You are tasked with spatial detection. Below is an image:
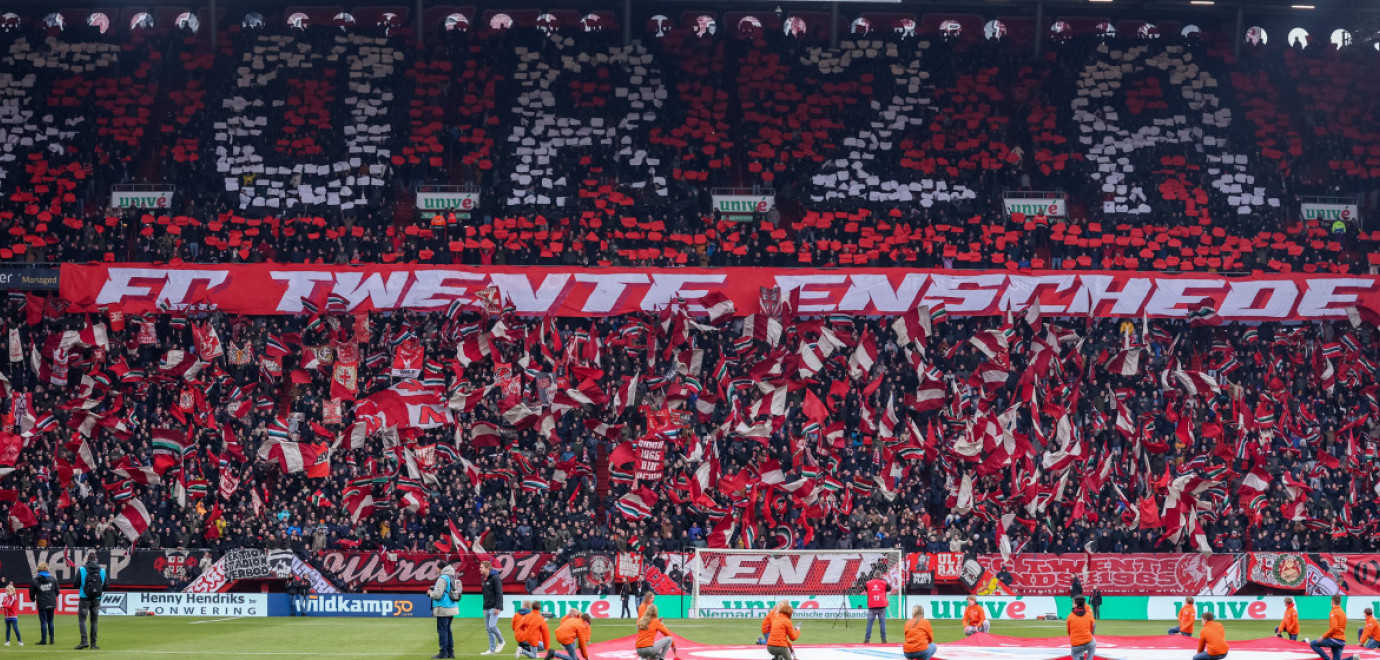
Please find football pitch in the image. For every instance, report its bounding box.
[0,617,1346,659]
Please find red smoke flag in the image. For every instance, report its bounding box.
[113,499,152,541]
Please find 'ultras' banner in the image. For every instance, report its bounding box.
[314,551,559,592]
[59,264,1380,320]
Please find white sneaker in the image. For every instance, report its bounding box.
[515,648,522,658]
[496,642,506,654]
[4,641,9,646]
[16,642,21,647]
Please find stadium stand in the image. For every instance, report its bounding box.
[0,7,1377,596]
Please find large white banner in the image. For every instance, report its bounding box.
[111,188,175,210]
[1301,202,1360,223]
[1003,197,1066,218]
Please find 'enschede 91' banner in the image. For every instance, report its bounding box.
[59,264,1380,320]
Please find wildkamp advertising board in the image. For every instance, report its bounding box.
[272,593,432,617]
[60,264,1380,321]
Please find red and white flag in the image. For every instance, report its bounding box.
[114,499,152,541]
[258,439,321,474]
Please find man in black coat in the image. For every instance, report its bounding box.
[479,560,504,654]
[28,562,58,645]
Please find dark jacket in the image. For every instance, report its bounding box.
[481,570,502,611]
[1069,577,1083,598]
[29,571,59,609]
[75,561,107,600]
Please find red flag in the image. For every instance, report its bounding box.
[7,501,37,531]
[1138,497,1162,529]
[0,432,24,467]
[802,389,828,423]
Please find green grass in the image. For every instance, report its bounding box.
[0,617,1332,659]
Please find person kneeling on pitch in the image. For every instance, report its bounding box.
[516,601,551,659]
[1193,611,1229,660]
[546,612,591,660]
[766,603,800,660]
[635,605,680,660]
[428,565,462,660]
[1359,607,1378,650]
[1067,596,1095,660]
[962,596,989,636]
[903,605,936,660]
[759,601,786,645]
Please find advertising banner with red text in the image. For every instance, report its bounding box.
[61,264,1380,320]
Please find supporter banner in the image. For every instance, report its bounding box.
[416,190,479,217]
[0,547,213,589]
[314,551,558,592]
[0,266,59,290]
[1003,197,1067,218]
[711,194,774,220]
[110,188,175,209]
[974,554,1240,596]
[694,594,901,619]
[1301,202,1359,223]
[183,548,338,594]
[1247,553,1309,590]
[60,265,1380,321]
[1308,553,1380,597]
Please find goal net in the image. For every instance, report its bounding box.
[690,549,905,619]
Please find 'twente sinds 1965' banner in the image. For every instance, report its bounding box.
[60,264,1380,321]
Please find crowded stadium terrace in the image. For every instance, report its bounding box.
[0,0,1377,601]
